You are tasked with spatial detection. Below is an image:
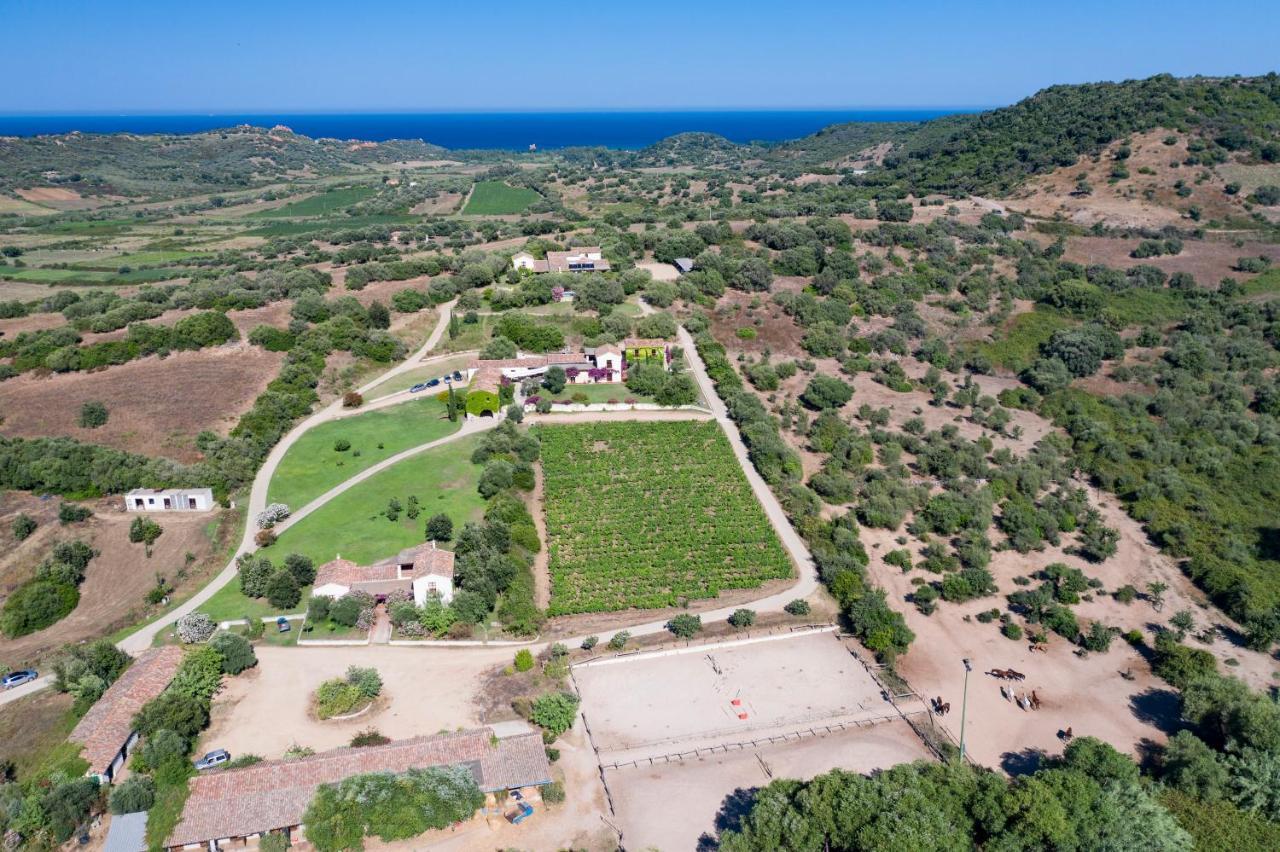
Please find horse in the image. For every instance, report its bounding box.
[939,702,951,716]
[1031,690,1042,710]
[1007,669,1026,681]
[987,668,1009,679]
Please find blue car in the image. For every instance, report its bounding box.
[276,616,291,633]
[409,382,430,394]
[2,670,37,689]
[427,377,441,388]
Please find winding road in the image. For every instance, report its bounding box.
[1,299,819,706]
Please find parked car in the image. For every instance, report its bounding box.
[409,382,430,393]
[276,616,291,633]
[194,749,231,771]
[2,670,37,689]
[427,377,441,388]
[452,371,463,381]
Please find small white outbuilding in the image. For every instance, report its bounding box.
[125,488,215,512]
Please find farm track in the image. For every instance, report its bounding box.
[0,309,818,706]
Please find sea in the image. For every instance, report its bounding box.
[0,109,972,150]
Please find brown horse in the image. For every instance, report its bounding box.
[1031,690,1042,710]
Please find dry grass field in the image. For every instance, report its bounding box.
[0,344,284,461]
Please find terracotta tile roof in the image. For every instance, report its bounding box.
[595,344,622,355]
[544,353,592,366]
[409,543,455,579]
[70,647,184,776]
[313,558,395,588]
[469,367,503,395]
[623,337,669,349]
[167,730,551,847]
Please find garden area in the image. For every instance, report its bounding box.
[264,435,487,567]
[539,421,791,614]
[266,396,460,510]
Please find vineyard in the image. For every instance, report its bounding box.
[539,421,792,615]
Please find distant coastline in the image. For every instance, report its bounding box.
[0,109,974,149]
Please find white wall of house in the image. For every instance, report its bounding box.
[597,351,622,372]
[413,574,454,606]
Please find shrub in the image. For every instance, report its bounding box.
[314,680,366,720]
[129,516,163,546]
[329,595,363,627]
[266,569,301,609]
[728,608,756,629]
[334,439,352,452]
[109,774,155,814]
[133,691,209,740]
[1002,621,1024,641]
[607,630,630,650]
[256,503,290,528]
[530,691,580,739]
[11,513,37,541]
[176,611,216,643]
[79,401,109,428]
[581,635,598,650]
[346,665,382,698]
[58,503,92,524]
[342,392,363,408]
[349,728,390,747]
[1,580,79,637]
[514,649,535,672]
[541,781,566,803]
[255,529,277,548]
[666,613,703,638]
[784,599,811,616]
[209,631,257,675]
[137,729,188,772]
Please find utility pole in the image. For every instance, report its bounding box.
[959,657,972,763]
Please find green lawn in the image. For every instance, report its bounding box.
[365,354,476,400]
[199,578,308,623]
[547,383,655,404]
[462,181,541,215]
[440,315,492,352]
[250,185,379,218]
[267,396,460,509]
[263,434,487,567]
[73,249,209,268]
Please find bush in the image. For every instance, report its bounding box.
[11,513,37,541]
[514,649,535,672]
[109,774,155,814]
[800,375,854,410]
[266,569,301,609]
[1,579,79,637]
[541,780,566,803]
[1002,621,1024,640]
[784,599,811,616]
[666,613,703,638]
[58,503,92,524]
[581,635,598,650]
[728,608,756,629]
[133,691,209,739]
[128,516,163,546]
[79,400,109,428]
[530,691,580,739]
[346,665,382,698]
[342,391,363,409]
[209,631,258,674]
[607,630,630,650]
[349,728,390,747]
[176,611,216,643]
[334,439,352,452]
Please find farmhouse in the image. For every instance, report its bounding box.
[125,488,214,512]
[166,728,552,850]
[511,246,610,274]
[312,541,455,605]
[69,647,184,784]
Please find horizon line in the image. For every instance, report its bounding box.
[0,105,993,117]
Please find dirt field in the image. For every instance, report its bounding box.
[200,644,518,759]
[573,631,905,765]
[636,260,680,282]
[0,492,232,666]
[1049,234,1280,286]
[606,720,933,852]
[866,478,1280,771]
[0,343,284,462]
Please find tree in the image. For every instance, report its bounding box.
[109,775,155,814]
[1147,581,1169,613]
[284,552,316,586]
[666,613,702,638]
[209,631,258,675]
[79,401,109,428]
[133,691,209,740]
[784,599,811,616]
[1170,609,1196,641]
[542,366,567,394]
[129,516,163,549]
[478,460,514,498]
[267,569,302,609]
[728,608,756,629]
[367,300,390,330]
[426,513,454,542]
[530,691,580,738]
[800,375,853,410]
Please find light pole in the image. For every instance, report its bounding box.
[958,658,972,763]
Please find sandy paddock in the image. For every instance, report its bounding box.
[606,719,934,851]
[573,631,902,765]
[200,644,517,760]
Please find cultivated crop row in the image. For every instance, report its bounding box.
[540,420,791,614]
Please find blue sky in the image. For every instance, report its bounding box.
[2,0,1277,112]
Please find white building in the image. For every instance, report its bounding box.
[510,246,610,274]
[125,488,215,513]
[313,542,455,606]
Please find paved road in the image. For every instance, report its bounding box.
[0,675,53,708]
[117,301,474,655]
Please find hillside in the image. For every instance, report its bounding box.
[0,125,447,198]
